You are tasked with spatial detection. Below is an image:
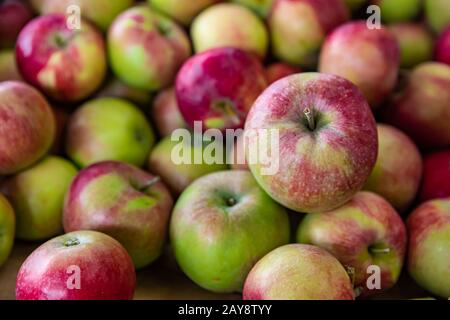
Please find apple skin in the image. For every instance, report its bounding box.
[16,230,136,300]
[66,97,155,168]
[231,0,274,17]
[171,170,290,293]
[388,23,434,68]
[243,244,354,300]
[435,26,450,66]
[149,0,219,26]
[0,81,56,175]
[407,198,450,298]
[319,21,399,108]
[1,156,78,241]
[63,161,174,269]
[30,0,133,31]
[425,0,450,34]
[151,87,187,137]
[230,133,249,171]
[269,0,349,68]
[0,194,15,268]
[371,0,421,23]
[0,50,22,81]
[176,47,267,131]
[0,0,33,49]
[191,3,268,59]
[297,192,407,298]
[382,62,450,149]
[419,151,450,202]
[148,134,228,195]
[108,5,191,92]
[364,124,423,213]
[96,77,153,108]
[245,73,378,214]
[265,63,302,84]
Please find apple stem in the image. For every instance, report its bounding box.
[140,176,161,191]
[303,108,315,131]
[370,247,391,254]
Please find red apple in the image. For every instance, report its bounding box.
[382,62,450,149]
[151,87,187,137]
[176,47,268,131]
[419,150,450,202]
[319,21,400,108]
[16,14,107,102]
[243,244,354,300]
[245,73,378,213]
[435,26,450,66]
[0,81,56,175]
[0,0,33,49]
[63,161,174,269]
[16,230,136,300]
[265,63,302,84]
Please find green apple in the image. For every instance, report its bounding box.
[66,97,155,168]
[0,193,14,267]
[231,0,274,17]
[149,0,218,26]
[373,0,421,23]
[171,170,290,293]
[425,0,450,33]
[0,50,22,81]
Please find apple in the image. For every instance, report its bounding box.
[372,0,421,23]
[170,170,290,293]
[344,0,366,11]
[231,0,274,17]
[419,150,450,202]
[151,87,187,137]
[0,194,15,267]
[66,97,155,168]
[297,191,407,297]
[16,230,136,300]
[0,50,22,81]
[0,81,56,175]
[245,73,378,213]
[63,161,174,269]
[176,47,268,131]
[436,26,450,66]
[382,62,450,149]
[243,244,354,300]
[388,23,434,68]
[191,3,268,59]
[148,133,228,195]
[16,14,106,102]
[269,0,349,68]
[364,124,422,213]
[0,0,33,49]
[229,133,249,171]
[1,156,78,241]
[319,21,399,108]
[265,63,302,84]
[108,5,191,91]
[149,0,219,26]
[425,0,450,34]
[407,198,450,298]
[49,106,70,155]
[96,77,153,108]
[30,0,133,31]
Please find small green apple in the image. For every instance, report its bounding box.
[0,193,14,267]
[374,0,421,23]
[425,0,450,33]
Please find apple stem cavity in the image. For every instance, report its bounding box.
[226,197,237,207]
[139,176,161,191]
[369,247,391,254]
[303,108,316,131]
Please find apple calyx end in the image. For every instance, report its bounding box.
[64,238,80,247]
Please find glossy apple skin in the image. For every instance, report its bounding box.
[297,192,407,297]
[319,21,399,108]
[1,156,78,241]
[0,0,33,49]
[372,0,421,23]
[31,0,133,31]
[364,124,423,213]
[171,170,290,293]
[176,47,267,131]
[425,0,450,33]
[265,63,302,84]
[148,134,228,195]
[407,198,450,298]
[191,3,269,59]
[150,0,219,26]
[245,73,378,213]
[96,77,153,108]
[66,97,155,168]
[0,81,56,175]
[435,26,450,66]
[16,14,106,102]
[0,194,15,268]
[151,87,187,137]
[382,62,450,149]
[243,244,354,300]
[16,230,136,300]
[0,50,22,81]
[63,161,174,269]
[108,5,191,91]
[269,0,349,68]
[389,23,434,68]
[419,151,450,202]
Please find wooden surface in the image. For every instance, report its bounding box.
[0,242,428,300]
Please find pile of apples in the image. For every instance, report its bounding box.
[0,0,449,300]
